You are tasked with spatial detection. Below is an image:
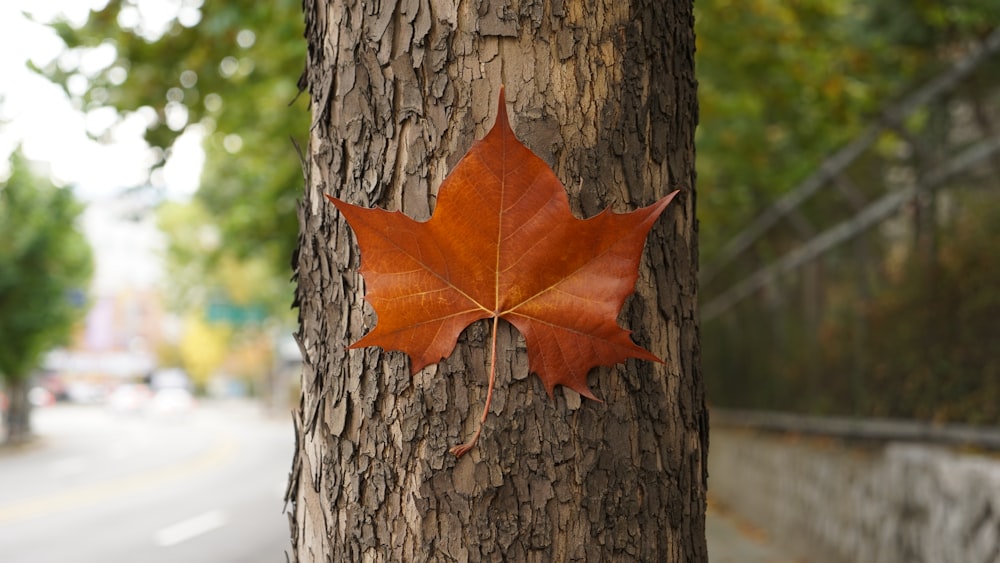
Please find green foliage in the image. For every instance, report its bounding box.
[157,198,292,319]
[698,0,1000,422]
[38,0,1000,423]
[867,0,1000,48]
[856,195,1000,424]
[696,0,888,257]
[37,0,307,310]
[694,0,997,261]
[705,192,1000,424]
[0,151,93,382]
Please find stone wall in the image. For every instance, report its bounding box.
[709,427,1000,563]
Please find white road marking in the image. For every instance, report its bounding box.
[154,509,227,547]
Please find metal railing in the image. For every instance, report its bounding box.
[711,408,1000,450]
[700,26,1000,320]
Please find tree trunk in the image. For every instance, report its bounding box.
[3,377,32,445]
[287,1,705,561]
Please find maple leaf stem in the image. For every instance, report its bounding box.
[481,314,500,424]
[450,314,500,458]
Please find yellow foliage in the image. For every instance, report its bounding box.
[223,331,274,382]
[178,314,232,387]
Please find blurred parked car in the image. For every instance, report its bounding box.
[65,383,105,404]
[107,384,152,414]
[149,368,192,392]
[149,387,196,417]
[28,387,55,407]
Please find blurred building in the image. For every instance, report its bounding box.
[44,189,172,395]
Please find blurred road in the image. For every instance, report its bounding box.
[0,401,293,563]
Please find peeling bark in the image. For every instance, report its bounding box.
[287,0,706,560]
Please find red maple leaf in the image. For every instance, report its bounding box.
[328,89,677,455]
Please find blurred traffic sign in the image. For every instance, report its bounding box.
[206,301,267,325]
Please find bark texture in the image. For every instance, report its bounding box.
[287,0,705,560]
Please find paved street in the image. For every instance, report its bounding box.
[0,401,293,563]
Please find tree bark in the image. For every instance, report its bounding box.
[287,1,705,561]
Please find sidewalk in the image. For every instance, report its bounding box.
[705,497,801,563]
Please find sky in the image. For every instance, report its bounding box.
[0,0,205,293]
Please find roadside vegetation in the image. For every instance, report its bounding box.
[29,0,1000,424]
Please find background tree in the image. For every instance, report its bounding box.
[156,199,290,394]
[694,0,916,257]
[39,0,308,316]
[0,151,93,444]
[287,0,704,560]
[696,1,1000,420]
